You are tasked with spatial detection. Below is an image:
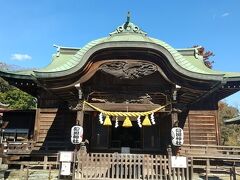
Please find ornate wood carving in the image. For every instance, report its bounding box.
[100,61,157,79]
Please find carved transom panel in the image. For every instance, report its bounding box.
[100,61,157,79]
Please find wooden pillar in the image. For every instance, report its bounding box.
[171,109,178,127]
[75,83,84,126]
[33,108,40,142]
[167,145,173,180]
[43,155,48,170]
[73,108,84,180]
[171,109,180,156]
[76,110,84,126]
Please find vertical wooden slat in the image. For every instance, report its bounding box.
[105,154,108,178]
[186,158,189,180]
[111,154,116,178]
[177,168,180,180]
[138,155,141,179]
[124,155,127,179]
[116,153,119,179]
[168,155,172,180]
[142,155,145,180]
[79,153,82,179]
[97,153,99,178]
[151,155,154,180]
[94,153,97,178]
[90,153,93,178]
[181,168,185,180]
[108,154,111,178]
[98,153,100,178]
[172,168,175,180]
[129,154,132,179]
[164,155,167,179]
[76,153,79,179]
[206,159,209,180]
[102,153,105,178]
[145,155,149,179]
[102,154,105,178]
[87,153,90,179]
[84,153,87,179]
[90,153,94,179]
[191,157,193,180]
[154,155,158,180]
[133,154,136,179]
[160,155,162,180]
[120,154,123,179]
[105,153,108,178]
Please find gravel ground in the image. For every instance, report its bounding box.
[0,167,60,180]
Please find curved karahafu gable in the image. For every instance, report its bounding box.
[33,23,226,80]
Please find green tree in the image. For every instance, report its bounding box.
[218,101,240,146]
[0,77,11,92]
[0,63,36,110]
[0,87,36,109]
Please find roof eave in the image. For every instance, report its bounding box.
[0,70,37,82]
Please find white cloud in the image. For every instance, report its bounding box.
[11,53,32,61]
[221,12,230,17]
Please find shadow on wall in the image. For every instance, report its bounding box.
[31,105,76,154]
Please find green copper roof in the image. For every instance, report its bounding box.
[34,31,234,77]
[38,50,79,72]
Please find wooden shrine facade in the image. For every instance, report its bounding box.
[1,17,240,155]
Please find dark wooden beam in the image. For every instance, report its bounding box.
[83,103,171,112]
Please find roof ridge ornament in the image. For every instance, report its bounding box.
[110,12,147,36]
[126,11,130,23]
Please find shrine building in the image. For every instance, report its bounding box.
[1,16,240,155]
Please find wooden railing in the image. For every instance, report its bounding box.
[76,153,190,180]
[4,154,59,180]
[1,149,240,179]
[2,143,240,179]
[180,144,240,179]
[180,144,240,158]
[2,141,35,155]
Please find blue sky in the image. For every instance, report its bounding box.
[0,1,240,106]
